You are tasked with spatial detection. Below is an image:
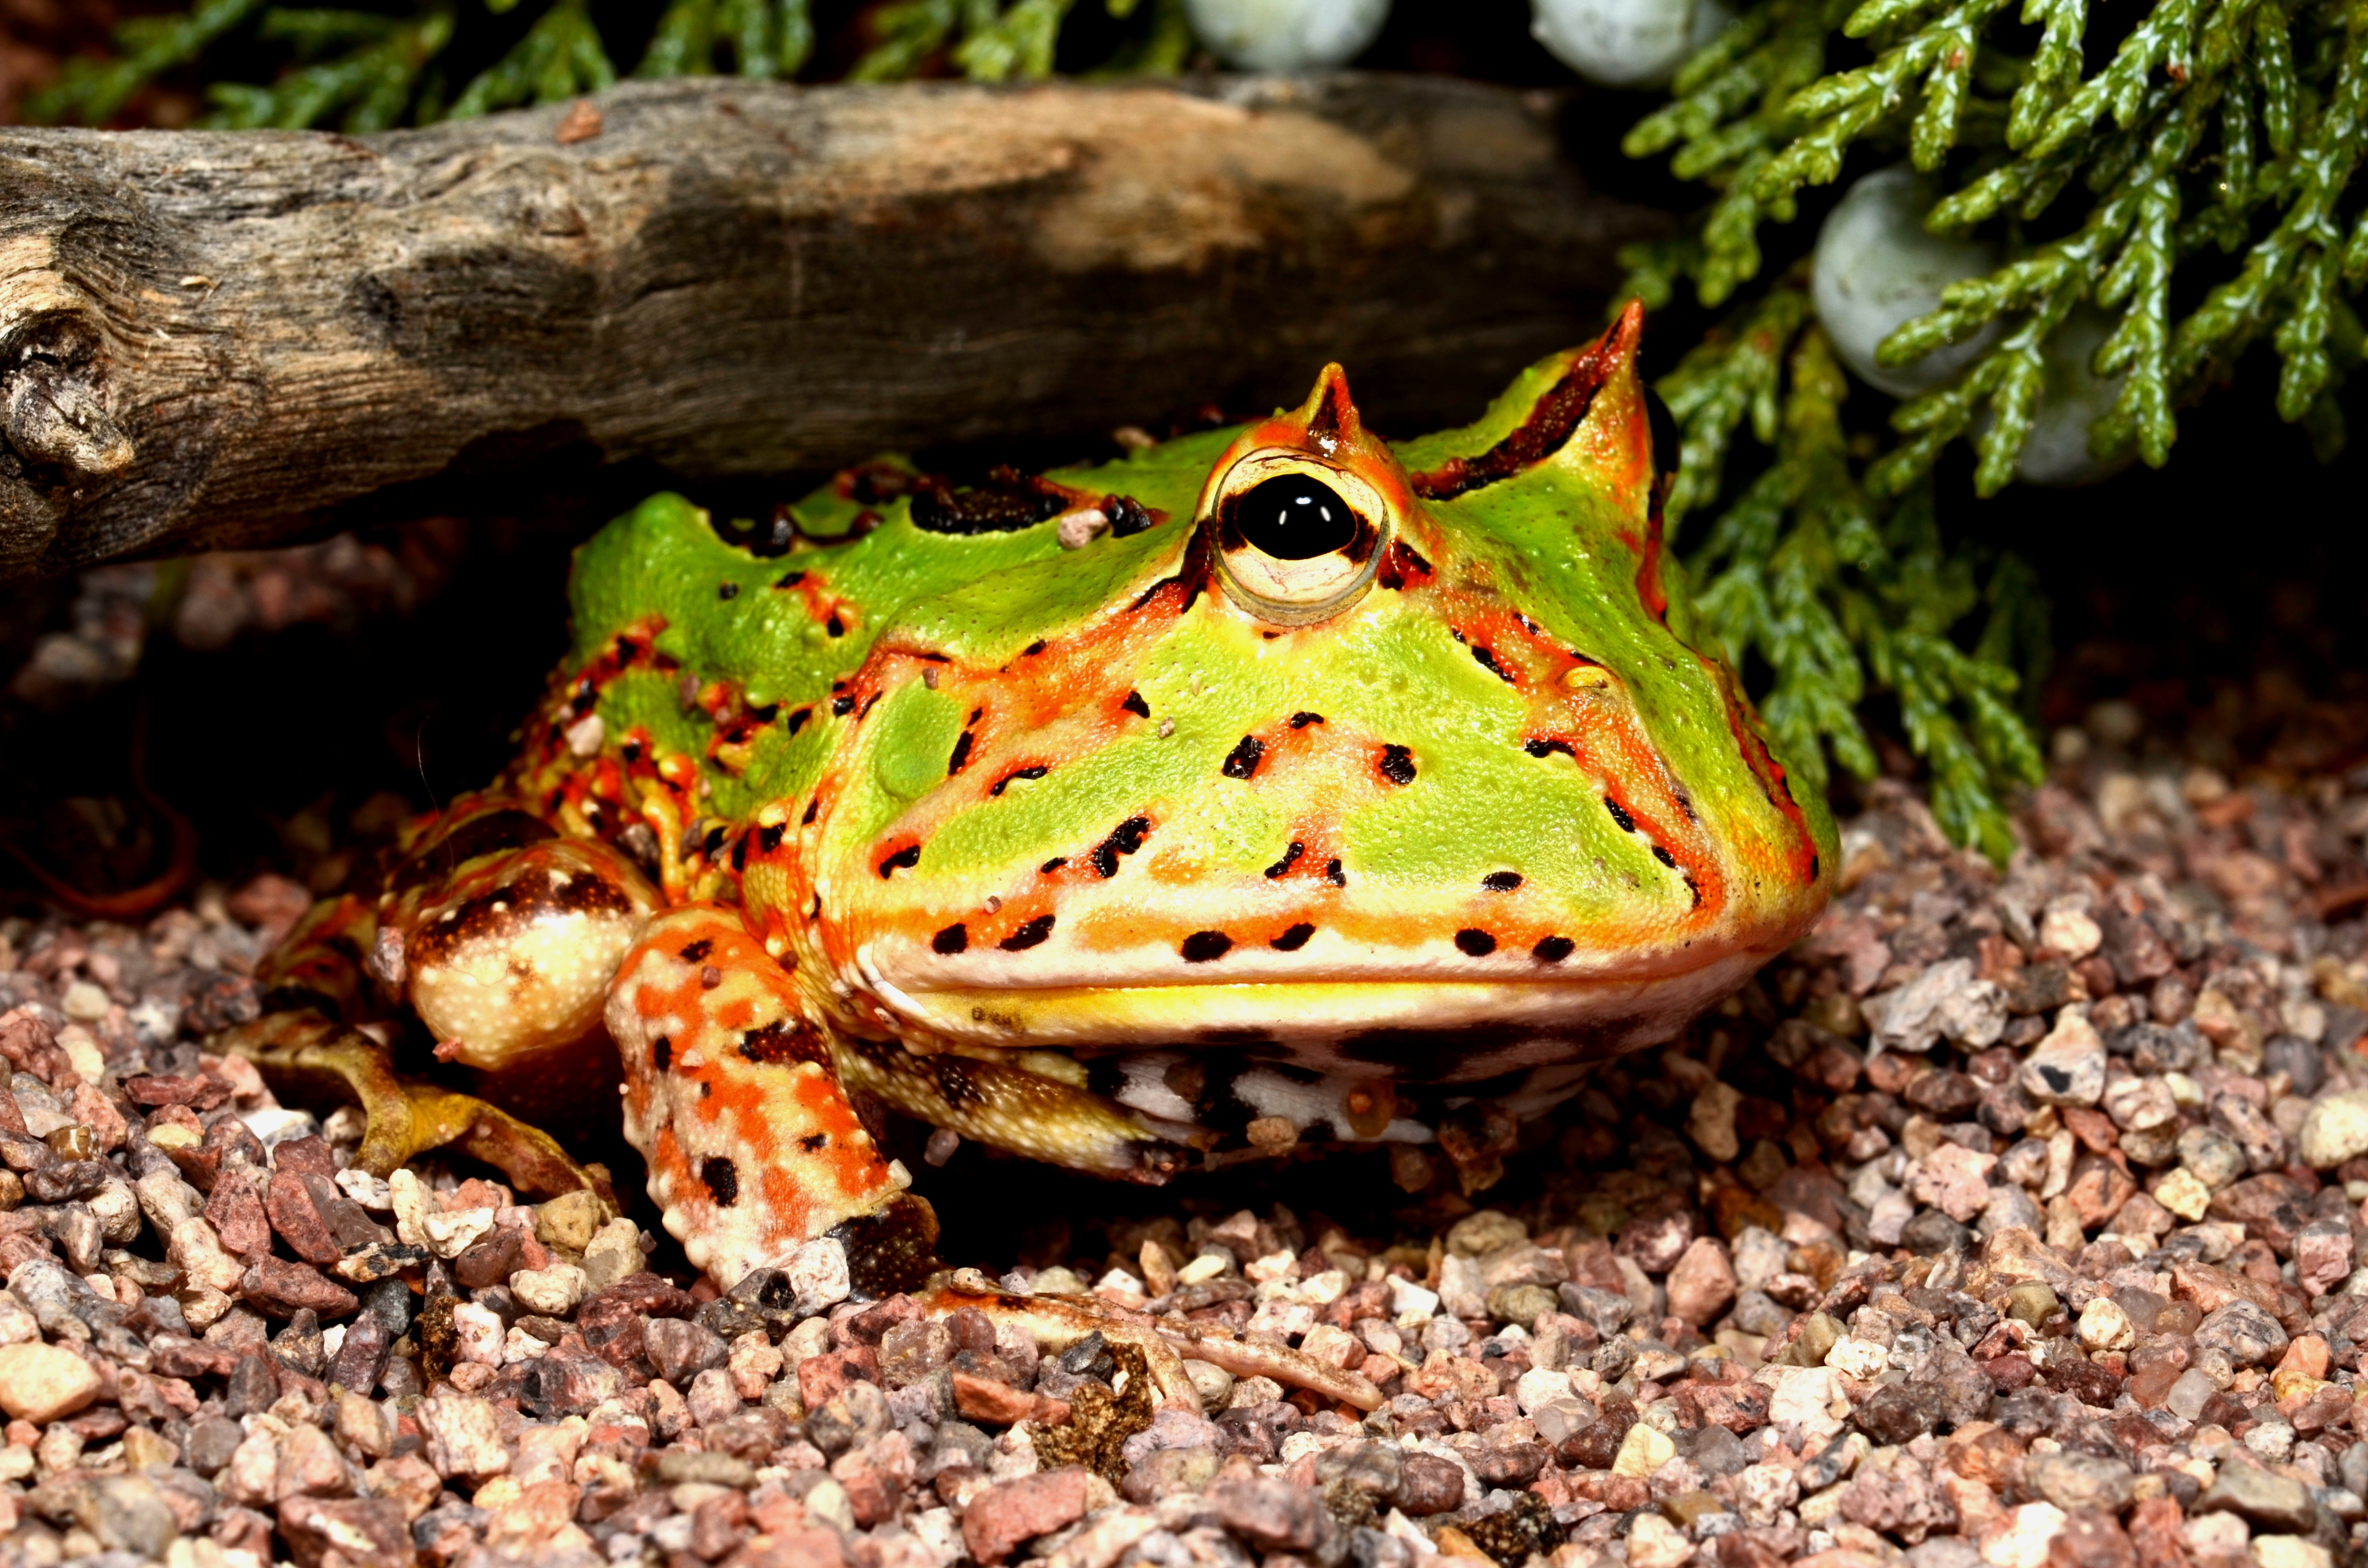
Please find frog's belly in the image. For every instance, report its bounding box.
[855,943,1768,1082]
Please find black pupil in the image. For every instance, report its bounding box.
[1234,475,1357,561]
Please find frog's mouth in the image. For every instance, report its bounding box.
[851,935,1783,1084]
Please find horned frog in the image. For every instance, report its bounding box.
[226,304,1834,1302]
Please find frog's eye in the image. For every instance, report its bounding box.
[1210,451,1387,626]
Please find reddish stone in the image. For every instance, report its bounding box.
[2060,1107,2119,1154]
[211,1507,275,1562]
[241,1257,358,1318]
[273,1135,340,1176]
[1717,1532,1793,1568]
[1397,1453,1468,1515]
[691,1491,752,1560]
[2066,1158,2138,1229]
[1616,1198,1696,1273]
[149,1334,242,1379]
[1683,1379,1772,1433]
[796,1346,878,1407]
[950,1371,1066,1427]
[2048,1508,2136,1568]
[205,1167,271,1257]
[2124,1497,2194,1568]
[2126,1361,2181,1409]
[731,1529,847,1568]
[1985,1353,2037,1390]
[265,1170,345,1265]
[962,1468,1090,1565]
[278,1496,411,1568]
[1567,1472,1651,1511]
[123,1075,230,1110]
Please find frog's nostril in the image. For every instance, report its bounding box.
[1235,474,1358,560]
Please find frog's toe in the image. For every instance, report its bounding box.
[828,1191,941,1298]
[610,903,930,1293]
[222,1010,617,1209]
[919,1273,1206,1412]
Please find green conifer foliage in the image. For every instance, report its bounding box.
[1623,0,2363,853]
[26,0,1191,132]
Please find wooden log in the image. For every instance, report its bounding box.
[0,74,1666,580]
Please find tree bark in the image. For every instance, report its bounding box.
[0,74,1666,580]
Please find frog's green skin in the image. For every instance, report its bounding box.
[264,305,1833,1291]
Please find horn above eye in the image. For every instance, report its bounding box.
[1209,450,1388,626]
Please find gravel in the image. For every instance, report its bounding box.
[4,718,2368,1568]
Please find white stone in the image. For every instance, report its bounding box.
[1627,1513,1693,1568]
[88,1175,141,1243]
[422,1205,496,1261]
[134,1169,205,1232]
[333,1168,394,1212]
[512,1263,590,1317]
[1436,1254,1486,1320]
[2039,903,2103,960]
[168,1217,244,1294]
[1824,1335,1889,1380]
[1515,1368,1574,1414]
[2189,1514,2250,1560]
[2077,1298,2136,1352]
[787,1237,851,1315]
[1184,0,1389,71]
[1763,1365,1849,1444]
[1732,1226,1788,1293]
[1737,1464,1800,1527]
[0,1342,101,1422]
[1174,1254,1228,1286]
[1531,0,1734,88]
[451,1301,506,1368]
[582,1217,644,1290]
[2166,1367,2219,1421]
[417,1390,511,1482]
[1983,1502,2067,1568]
[59,982,111,1023]
[2243,1419,2296,1463]
[2021,1011,2107,1106]
[56,1029,104,1085]
[1389,1276,1440,1324]
[1612,1421,1676,1477]
[238,1106,320,1149]
[2010,307,2129,487]
[1813,166,2001,398]
[2252,1538,2332,1568]
[2299,1089,2368,1169]
[2157,1168,2213,1221]
[388,1168,433,1251]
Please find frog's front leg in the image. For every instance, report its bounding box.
[224,798,660,1202]
[608,904,939,1297]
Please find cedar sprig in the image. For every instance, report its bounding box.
[1623,0,2368,487]
[26,0,1182,129]
[1661,283,2048,860]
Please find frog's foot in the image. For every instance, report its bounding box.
[834,1036,1193,1184]
[221,1010,617,1208]
[608,903,938,1297]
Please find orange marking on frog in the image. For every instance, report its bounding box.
[610,903,906,1279]
[766,567,862,641]
[1700,655,1822,884]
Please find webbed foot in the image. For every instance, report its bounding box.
[222,1011,617,1210]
